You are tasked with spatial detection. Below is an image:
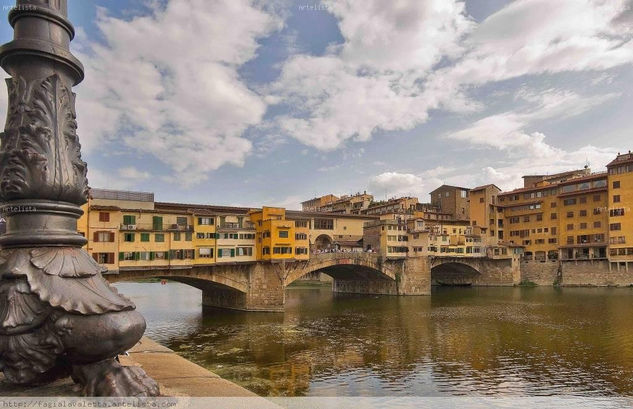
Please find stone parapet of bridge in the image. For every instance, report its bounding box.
[105,253,518,311]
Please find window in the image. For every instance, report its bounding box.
[93,252,115,264]
[93,231,114,242]
[295,233,307,240]
[564,199,577,206]
[579,197,587,204]
[548,238,557,244]
[295,247,308,255]
[567,236,574,245]
[279,230,289,238]
[593,194,601,202]
[551,227,557,235]
[461,190,467,198]
[567,212,574,218]
[479,197,484,203]
[613,181,620,189]
[580,223,587,229]
[119,252,136,261]
[155,234,165,242]
[173,232,181,241]
[236,247,253,257]
[295,220,309,228]
[610,208,625,217]
[551,202,557,208]
[579,210,587,217]
[123,215,136,225]
[218,248,235,258]
[262,247,270,255]
[314,218,334,230]
[176,216,188,226]
[197,217,214,225]
[566,224,574,231]
[198,248,214,258]
[523,216,530,222]
[152,216,163,230]
[551,213,557,220]
[138,252,151,261]
[273,246,293,254]
[185,232,192,241]
[536,214,543,221]
[99,212,110,222]
[140,233,150,242]
[594,221,601,228]
[613,195,621,203]
[124,233,135,242]
[610,223,622,231]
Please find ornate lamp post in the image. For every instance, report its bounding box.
[0,0,159,396]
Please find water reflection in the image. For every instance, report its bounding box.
[115,282,633,396]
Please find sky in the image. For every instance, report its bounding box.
[0,0,631,209]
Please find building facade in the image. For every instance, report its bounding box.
[430,185,470,220]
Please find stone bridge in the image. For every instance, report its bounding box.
[106,253,519,311]
[429,255,521,286]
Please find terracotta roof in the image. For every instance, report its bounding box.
[470,184,501,192]
[430,184,470,193]
[607,152,633,167]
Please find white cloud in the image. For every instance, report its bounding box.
[118,166,151,181]
[74,0,282,183]
[268,0,475,150]
[368,167,472,200]
[269,0,631,151]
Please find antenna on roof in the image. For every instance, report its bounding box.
[584,157,590,170]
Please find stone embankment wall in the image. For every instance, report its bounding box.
[520,261,560,286]
[520,260,633,287]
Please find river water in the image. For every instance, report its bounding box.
[114,282,633,397]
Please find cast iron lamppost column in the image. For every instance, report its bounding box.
[0,0,159,396]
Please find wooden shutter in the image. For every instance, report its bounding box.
[92,253,98,262]
[109,232,115,242]
[93,232,99,242]
[107,253,114,264]
[119,252,124,261]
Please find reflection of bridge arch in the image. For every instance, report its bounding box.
[282,253,400,287]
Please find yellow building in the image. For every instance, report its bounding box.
[607,152,633,271]
[250,207,303,262]
[468,184,501,243]
[491,167,616,263]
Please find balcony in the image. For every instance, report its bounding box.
[217,222,255,230]
[120,223,192,231]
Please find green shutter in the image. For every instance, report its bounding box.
[230,248,235,257]
[134,252,140,261]
[119,252,124,261]
[164,251,170,260]
[152,216,163,230]
[149,251,155,260]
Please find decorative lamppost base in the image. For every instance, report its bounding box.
[0,0,159,397]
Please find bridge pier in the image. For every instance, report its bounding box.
[201,263,285,312]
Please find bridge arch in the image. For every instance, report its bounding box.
[107,267,249,294]
[430,260,481,286]
[283,253,399,287]
[314,234,333,250]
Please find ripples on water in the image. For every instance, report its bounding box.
[114,282,633,397]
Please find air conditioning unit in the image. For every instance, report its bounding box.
[128,225,137,230]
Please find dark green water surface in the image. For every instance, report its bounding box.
[114,282,633,397]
